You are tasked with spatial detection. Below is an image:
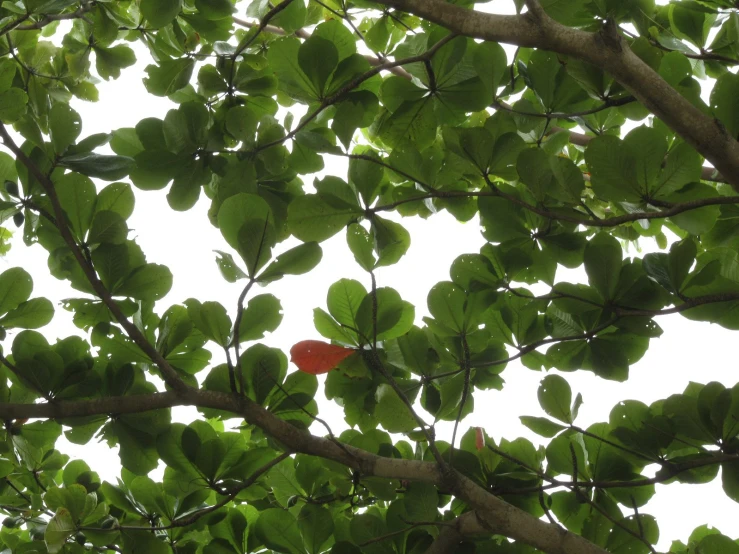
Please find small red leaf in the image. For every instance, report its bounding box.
[475,427,485,451]
[290,340,355,375]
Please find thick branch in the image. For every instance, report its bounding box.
[0,392,183,420]
[0,387,608,554]
[369,0,739,188]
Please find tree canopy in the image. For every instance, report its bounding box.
[0,0,737,553]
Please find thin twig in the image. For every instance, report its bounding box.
[250,32,457,155]
[0,125,189,394]
[81,453,290,533]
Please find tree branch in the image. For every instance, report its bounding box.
[0,386,609,554]
[368,0,739,189]
[81,452,290,533]
[0,2,94,36]
[232,18,413,78]
[0,391,183,420]
[251,32,457,154]
[0,126,189,394]
[14,2,94,31]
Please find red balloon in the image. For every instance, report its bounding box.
[290,340,355,375]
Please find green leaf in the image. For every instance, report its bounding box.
[669,3,710,48]
[0,297,54,329]
[215,251,247,283]
[584,136,641,203]
[538,374,573,423]
[195,0,234,19]
[122,530,171,554]
[235,218,276,276]
[712,71,739,139]
[584,233,622,300]
[404,482,439,522]
[226,106,258,142]
[668,183,721,235]
[313,307,358,346]
[271,0,307,33]
[288,194,362,243]
[298,35,338,98]
[605,514,659,553]
[218,193,274,276]
[268,37,318,103]
[45,484,90,521]
[524,50,559,109]
[88,210,128,245]
[49,103,81,154]
[59,152,135,181]
[0,88,28,123]
[520,416,567,437]
[723,461,739,503]
[298,504,334,554]
[238,294,283,342]
[698,533,739,554]
[375,383,417,433]
[372,216,410,267]
[55,172,96,239]
[144,58,196,97]
[346,223,375,271]
[95,44,137,80]
[140,0,182,28]
[378,98,437,151]
[95,182,135,220]
[427,281,466,334]
[110,128,144,157]
[348,147,384,206]
[643,239,696,294]
[45,508,75,554]
[185,299,232,347]
[350,514,389,554]
[254,508,305,554]
[258,242,322,283]
[116,264,173,301]
[327,279,366,329]
[0,58,15,94]
[357,287,414,341]
[0,267,32,316]
[474,41,507,99]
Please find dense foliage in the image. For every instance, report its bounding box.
[0,0,737,552]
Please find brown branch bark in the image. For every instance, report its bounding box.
[0,392,183,420]
[0,124,611,554]
[0,387,608,554]
[368,0,739,188]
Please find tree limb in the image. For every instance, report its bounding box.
[368,0,739,188]
[0,387,609,554]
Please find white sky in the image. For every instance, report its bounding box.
[1,0,736,548]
